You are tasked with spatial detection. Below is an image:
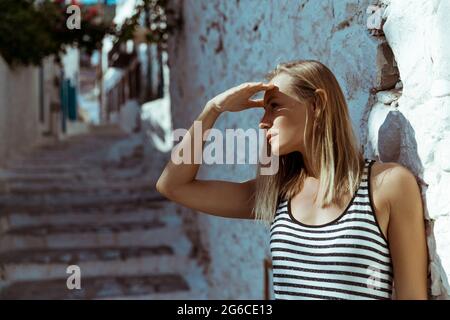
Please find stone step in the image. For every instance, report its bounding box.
[16,151,76,158]
[84,123,125,135]
[4,220,166,236]
[0,174,147,186]
[0,170,149,184]
[0,197,167,215]
[0,224,192,255]
[0,245,173,264]
[14,146,113,159]
[0,207,180,233]
[3,164,92,173]
[0,246,201,283]
[0,183,153,196]
[99,290,208,300]
[0,274,192,299]
[0,175,97,185]
[104,271,209,300]
[0,192,165,209]
[0,171,83,182]
[1,179,153,191]
[6,159,90,167]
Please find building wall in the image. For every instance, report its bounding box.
[366,0,450,298]
[166,0,393,299]
[0,47,82,166]
[0,56,41,166]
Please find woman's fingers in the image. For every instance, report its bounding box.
[244,83,276,104]
[256,82,276,91]
[247,99,265,108]
[243,82,276,92]
[243,83,276,109]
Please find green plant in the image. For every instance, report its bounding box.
[0,0,182,67]
[0,0,114,67]
[114,0,183,49]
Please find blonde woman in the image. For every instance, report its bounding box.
[156,60,428,300]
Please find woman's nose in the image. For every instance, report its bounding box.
[259,113,272,129]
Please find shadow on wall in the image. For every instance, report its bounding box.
[369,108,450,299]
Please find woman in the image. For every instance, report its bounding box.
[156,60,429,300]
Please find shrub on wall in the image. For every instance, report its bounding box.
[0,0,182,67]
[0,0,113,67]
[114,0,183,50]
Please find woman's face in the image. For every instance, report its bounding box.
[260,73,311,156]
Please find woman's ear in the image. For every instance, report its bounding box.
[315,89,327,104]
[313,89,327,116]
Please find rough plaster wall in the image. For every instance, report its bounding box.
[0,57,40,166]
[167,0,388,299]
[42,57,64,136]
[366,0,450,298]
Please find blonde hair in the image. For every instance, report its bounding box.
[252,59,365,227]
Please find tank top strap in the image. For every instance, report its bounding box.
[345,158,372,208]
[362,158,375,184]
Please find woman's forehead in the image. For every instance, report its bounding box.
[264,74,295,102]
[269,73,292,89]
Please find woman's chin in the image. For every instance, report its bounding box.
[269,142,282,156]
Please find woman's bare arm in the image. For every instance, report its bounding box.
[156,82,275,219]
[384,164,429,299]
[156,103,256,219]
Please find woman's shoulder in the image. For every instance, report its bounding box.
[370,159,421,214]
[370,160,417,187]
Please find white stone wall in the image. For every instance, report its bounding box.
[0,57,41,165]
[367,0,450,298]
[166,0,450,298]
[0,53,70,166]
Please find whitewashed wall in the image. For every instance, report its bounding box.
[166,0,450,298]
[0,49,80,166]
[0,57,41,166]
[367,0,450,298]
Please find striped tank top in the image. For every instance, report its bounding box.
[269,158,393,300]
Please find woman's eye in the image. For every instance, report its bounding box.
[271,103,279,109]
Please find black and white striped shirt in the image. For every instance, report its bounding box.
[269,158,393,300]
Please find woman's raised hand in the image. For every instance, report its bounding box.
[206,82,277,114]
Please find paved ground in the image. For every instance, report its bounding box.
[0,124,208,299]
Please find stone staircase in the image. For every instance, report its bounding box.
[0,124,208,299]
